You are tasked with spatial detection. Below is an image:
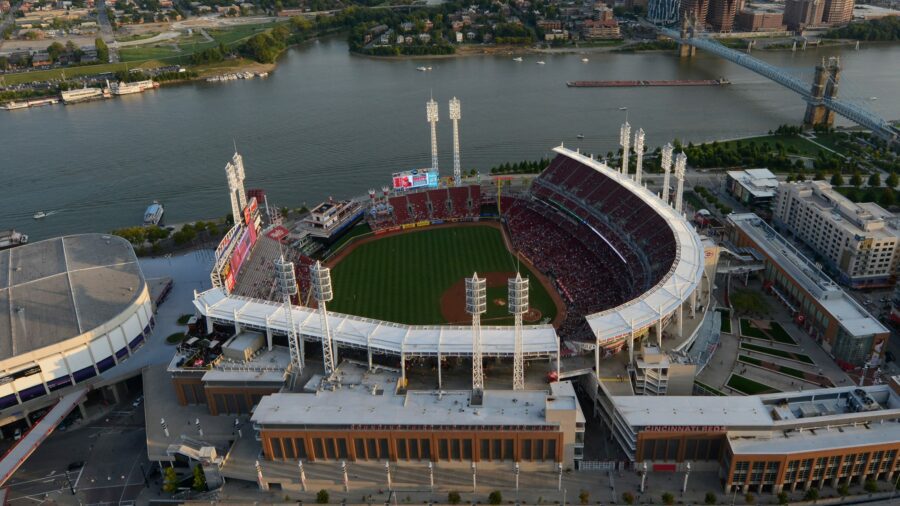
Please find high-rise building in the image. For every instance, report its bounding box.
[708,0,740,31]
[772,180,900,288]
[784,0,826,30]
[822,0,855,25]
[679,0,710,25]
[648,0,682,23]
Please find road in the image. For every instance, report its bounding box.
[95,0,119,63]
[4,397,151,505]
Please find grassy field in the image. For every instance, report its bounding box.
[727,374,780,395]
[740,342,814,364]
[719,134,826,157]
[694,380,727,396]
[328,225,557,325]
[739,319,797,345]
[716,308,732,333]
[119,45,195,62]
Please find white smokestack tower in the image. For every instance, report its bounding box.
[449,97,462,186]
[674,152,687,214]
[619,121,631,175]
[426,97,439,173]
[634,128,645,185]
[225,150,248,224]
[660,143,674,205]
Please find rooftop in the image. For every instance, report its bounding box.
[727,169,778,199]
[612,385,900,430]
[728,421,900,455]
[781,181,900,238]
[252,362,578,428]
[729,213,888,337]
[0,234,144,360]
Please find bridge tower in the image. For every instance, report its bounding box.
[804,57,841,128]
[678,13,696,58]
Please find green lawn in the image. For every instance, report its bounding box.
[209,22,279,46]
[738,355,814,382]
[720,134,826,158]
[119,45,198,62]
[739,319,797,344]
[727,374,781,395]
[740,342,815,365]
[808,132,851,154]
[731,289,770,314]
[328,225,557,325]
[716,308,732,333]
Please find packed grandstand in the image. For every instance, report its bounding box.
[203,144,703,359]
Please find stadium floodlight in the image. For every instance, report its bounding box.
[660,143,674,204]
[674,152,687,214]
[466,273,486,402]
[634,128,645,185]
[426,98,439,173]
[619,121,631,175]
[449,97,462,186]
[310,261,336,380]
[275,255,303,382]
[225,150,248,227]
[508,273,529,390]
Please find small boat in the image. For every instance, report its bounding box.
[581,58,589,63]
[536,61,546,65]
[143,201,164,226]
[33,211,46,219]
[871,97,878,101]
[426,66,433,71]
[512,57,523,62]
[576,134,585,139]
[416,66,428,71]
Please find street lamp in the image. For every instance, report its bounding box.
[195,418,203,437]
[160,418,169,438]
[428,461,434,492]
[640,462,647,493]
[471,462,477,493]
[514,462,520,499]
[558,462,563,491]
[682,462,691,495]
[385,461,392,491]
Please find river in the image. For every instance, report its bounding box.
[2,37,899,241]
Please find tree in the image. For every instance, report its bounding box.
[804,487,819,501]
[831,173,845,186]
[744,493,755,504]
[881,187,896,207]
[488,491,502,505]
[887,171,899,188]
[162,466,178,493]
[95,37,109,62]
[869,173,881,187]
[47,41,65,62]
[578,490,589,504]
[661,492,675,505]
[191,465,207,492]
[316,489,329,503]
[864,479,878,493]
[447,491,461,504]
[621,492,635,505]
[851,172,863,188]
[814,171,825,180]
[837,484,849,496]
[704,492,717,504]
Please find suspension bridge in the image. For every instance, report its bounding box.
[659,26,899,143]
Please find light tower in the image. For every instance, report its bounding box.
[634,128,645,185]
[508,273,529,390]
[660,143,674,205]
[619,121,631,175]
[275,255,303,383]
[674,152,687,214]
[449,97,462,186]
[225,150,248,224]
[426,97,439,173]
[466,273,487,404]
[310,261,336,380]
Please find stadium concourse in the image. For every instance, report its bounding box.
[192,143,707,384]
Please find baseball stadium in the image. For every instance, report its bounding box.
[192,112,705,384]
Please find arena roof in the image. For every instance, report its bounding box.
[0,234,144,360]
[548,147,705,343]
[193,290,560,358]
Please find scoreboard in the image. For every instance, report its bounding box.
[392,168,438,191]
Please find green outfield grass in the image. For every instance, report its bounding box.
[328,225,558,325]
